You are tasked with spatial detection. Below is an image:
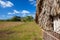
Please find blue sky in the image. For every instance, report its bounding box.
[0,0,36,19]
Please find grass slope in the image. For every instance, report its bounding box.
[0,22,42,40]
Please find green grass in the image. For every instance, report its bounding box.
[0,22,42,40]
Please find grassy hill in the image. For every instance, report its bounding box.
[0,22,42,40]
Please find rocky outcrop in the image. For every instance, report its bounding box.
[36,0,60,31]
[36,0,60,40]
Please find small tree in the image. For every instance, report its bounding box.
[21,16,34,22]
[11,16,21,21]
[26,16,34,21]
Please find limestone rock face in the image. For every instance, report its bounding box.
[36,0,60,32]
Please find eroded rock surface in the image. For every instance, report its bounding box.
[36,0,60,33]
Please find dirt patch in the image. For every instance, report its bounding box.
[0,22,24,28]
[0,22,24,38]
[0,30,15,38]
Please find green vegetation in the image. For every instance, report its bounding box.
[0,16,34,22]
[9,16,21,21]
[21,16,34,22]
[0,22,42,40]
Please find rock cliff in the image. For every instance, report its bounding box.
[36,0,60,32]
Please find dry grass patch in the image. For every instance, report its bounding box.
[0,22,42,40]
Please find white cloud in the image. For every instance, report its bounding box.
[8,10,20,15]
[8,10,30,15]
[29,0,34,2]
[8,12,12,14]
[8,10,30,17]
[13,10,20,14]
[0,0,14,8]
[21,10,30,14]
[21,10,30,17]
[29,0,36,6]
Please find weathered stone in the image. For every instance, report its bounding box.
[36,0,60,40]
[36,0,60,32]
